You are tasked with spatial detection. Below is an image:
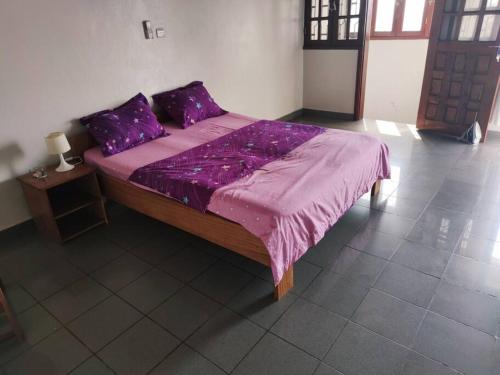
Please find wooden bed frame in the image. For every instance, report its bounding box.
[70,132,382,299]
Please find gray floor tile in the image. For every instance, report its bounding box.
[375,263,440,307]
[352,289,425,346]
[60,231,125,273]
[104,209,164,251]
[313,363,343,375]
[324,322,409,375]
[366,211,416,238]
[303,271,369,318]
[271,299,346,358]
[128,231,189,265]
[392,240,451,277]
[228,278,297,329]
[429,281,500,336]
[348,227,402,259]
[0,304,61,365]
[68,296,142,351]
[3,329,90,375]
[42,277,111,323]
[70,356,114,375]
[401,351,461,375]
[3,284,36,313]
[186,308,265,372]
[329,247,387,287]
[233,333,318,375]
[292,259,322,294]
[430,191,478,213]
[20,257,84,301]
[149,286,221,340]
[406,224,462,252]
[98,318,179,375]
[444,255,500,297]
[190,261,253,304]
[414,312,497,375]
[150,345,225,375]
[118,269,183,313]
[301,233,345,267]
[455,234,500,267]
[159,247,217,283]
[465,216,500,242]
[91,253,152,292]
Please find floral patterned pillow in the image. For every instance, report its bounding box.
[153,81,227,128]
[80,93,167,156]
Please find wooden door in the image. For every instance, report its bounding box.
[417,0,500,141]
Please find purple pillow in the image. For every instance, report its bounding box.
[80,93,167,156]
[153,81,227,128]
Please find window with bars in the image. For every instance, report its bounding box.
[304,0,367,49]
[371,0,435,39]
[440,0,500,42]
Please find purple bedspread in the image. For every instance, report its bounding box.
[128,120,325,211]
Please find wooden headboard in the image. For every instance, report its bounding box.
[68,131,96,157]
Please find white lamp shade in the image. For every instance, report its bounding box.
[45,132,71,155]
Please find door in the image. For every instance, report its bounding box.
[417,0,500,141]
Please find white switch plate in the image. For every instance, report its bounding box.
[156,27,166,38]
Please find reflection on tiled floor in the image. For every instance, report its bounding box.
[1,117,500,375]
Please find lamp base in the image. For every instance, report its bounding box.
[55,154,74,172]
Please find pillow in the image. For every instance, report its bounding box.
[80,93,167,156]
[153,81,227,128]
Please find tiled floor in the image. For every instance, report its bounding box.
[1,117,500,375]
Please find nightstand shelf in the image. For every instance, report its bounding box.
[18,164,107,243]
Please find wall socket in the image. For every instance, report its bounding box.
[142,20,154,39]
[156,27,166,38]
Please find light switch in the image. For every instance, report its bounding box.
[142,20,154,39]
[156,27,166,38]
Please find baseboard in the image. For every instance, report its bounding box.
[277,109,304,122]
[302,108,355,121]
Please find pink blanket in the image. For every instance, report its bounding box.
[85,113,390,284]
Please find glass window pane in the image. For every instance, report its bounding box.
[321,20,329,40]
[479,14,500,41]
[458,15,479,40]
[311,20,319,40]
[402,0,426,31]
[375,0,396,32]
[321,0,330,17]
[440,15,459,40]
[464,0,482,11]
[349,17,359,39]
[339,0,348,16]
[486,0,500,10]
[351,0,361,15]
[311,0,319,18]
[338,18,347,40]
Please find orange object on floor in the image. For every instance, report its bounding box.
[0,278,24,342]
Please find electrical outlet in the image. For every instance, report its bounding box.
[142,20,154,39]
[156,27,166,38]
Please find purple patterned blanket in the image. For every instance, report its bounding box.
[128,120,325,211]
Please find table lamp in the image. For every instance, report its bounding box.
[45,132,74,172]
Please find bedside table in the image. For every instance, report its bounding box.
[18,164,108,243]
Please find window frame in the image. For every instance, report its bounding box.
[371,0,435,40]
[304,0,367,50]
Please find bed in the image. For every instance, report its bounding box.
[72,112,390,299]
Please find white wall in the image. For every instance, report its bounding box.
[303,50,358,114]
[0,0,304,231]
[364,39,428,124]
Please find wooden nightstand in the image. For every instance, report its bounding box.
[18,164,108,243]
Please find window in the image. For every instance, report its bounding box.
[304,0,367,49]
[371,0,435,39]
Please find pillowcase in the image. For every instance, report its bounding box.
[80,93,167,156]
[152,81,227,128]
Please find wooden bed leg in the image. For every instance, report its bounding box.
[371,180,381,197]
[274,265,294,300]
